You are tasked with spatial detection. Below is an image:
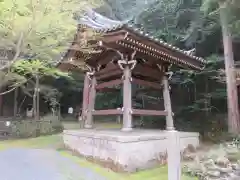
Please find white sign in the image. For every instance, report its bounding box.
[68,107,73,114]
[26,108,33,117]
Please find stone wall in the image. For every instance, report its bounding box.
[63,129,199,172]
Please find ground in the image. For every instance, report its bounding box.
[0,122,194,180]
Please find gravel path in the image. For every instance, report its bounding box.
[0,148,108,180]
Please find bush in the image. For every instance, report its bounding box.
[42,114,63,133]
[10,114,63,138]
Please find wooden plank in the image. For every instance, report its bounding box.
[132,78,161,89]
[96,69,123,81]
[96,50,117,66]
[133,64,163,80]
[92,109,123,115]
[132,109,167,116]
[96,79,123,90]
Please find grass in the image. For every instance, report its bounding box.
[0,122,196,180]
[0,134,62,150]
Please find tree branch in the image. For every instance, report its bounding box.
[0,32,23,70]
[0,86,18,95]
[0,76,32,96]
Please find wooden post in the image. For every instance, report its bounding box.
[163,76,174,130]
[122,65,132,131]
[167,130,181,180]
[117,108,121,124]
[85,76,96,129]
[80,73,90,126]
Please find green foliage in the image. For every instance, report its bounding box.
[200,0,240,38]
[0,70,27,89]
[12,59,69,78]
[0,0,101,93]
[0,0,100,62]
[10,60,70,106]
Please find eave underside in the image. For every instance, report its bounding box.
[60,26,206,83]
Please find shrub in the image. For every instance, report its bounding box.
[10,114,63,138]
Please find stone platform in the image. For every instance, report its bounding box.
[63,129,199,172]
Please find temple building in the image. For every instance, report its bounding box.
[61,9,206,172]
[59,9,206,131]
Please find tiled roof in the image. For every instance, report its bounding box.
[75,8,206,68]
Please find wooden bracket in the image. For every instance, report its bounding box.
[86,64,95,79]
[166,72,173,80]
[117,50,137,70]
[117,59,137,70]
[157,64,162,71]
[96,64,102,71]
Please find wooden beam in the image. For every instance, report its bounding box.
[95,63,119,76]
[132,78,162,89]
[92,109,123,115]
[96,79,123,90]
[132,109,167,116]
[96,69,122,81]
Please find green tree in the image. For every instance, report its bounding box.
[200,0,240,134]
[12,59,69,120]
[0,0,100,84]
[0,0,101,118]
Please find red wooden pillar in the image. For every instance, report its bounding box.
[162,75,174,130]
[80,73,90,122]
[85,76,96,128]
[122,65,133,131]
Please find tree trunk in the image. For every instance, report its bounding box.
[36,74,40,121]
[219,2,240,134]
[13,87,18,118]
[33,74,40,121]
[0,88,3,116]
[33,90,36,120]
